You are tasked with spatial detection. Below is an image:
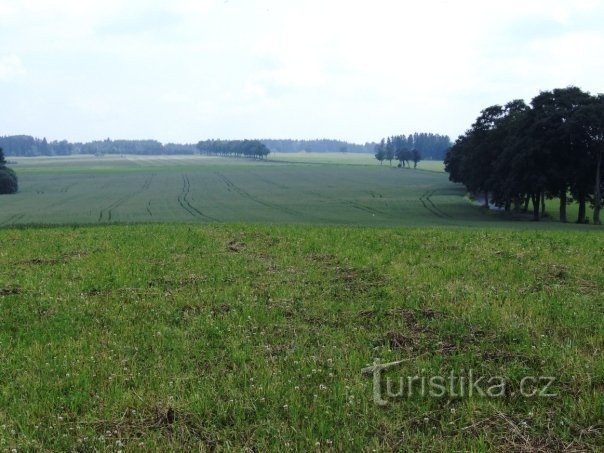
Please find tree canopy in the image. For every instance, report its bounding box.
[445,87,604,224]
[196,140,270,159]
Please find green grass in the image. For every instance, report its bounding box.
[0,154,601,450]
[0,224,601,451]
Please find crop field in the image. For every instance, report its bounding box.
[0,154,601,451]
[2,154,494,228]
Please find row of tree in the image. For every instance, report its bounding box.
[0,135,452,158]
[0,136,377,156]
[196,140,270,159]
[0,135,73,156]
[374,136,422,168]
[0,136,199,156]
[444,87,604,224]
[260,139,374,153]
[0,147,18,194]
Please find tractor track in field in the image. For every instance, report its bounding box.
[341,200,392,217]
[247,171,291,190]
[98,174,156,223]
[0,214,25,227]
[176,174,218,222]
[248,171,393,219]
[419,189,451,219]
[60,182,77,193]
[303,188,394,219]
[215,172,303,217]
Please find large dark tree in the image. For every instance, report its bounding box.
[571,95,604,224]
[445,105,506,208]
[445,87,604,223]
[529,87,594,222]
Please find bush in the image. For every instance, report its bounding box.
[0,168,18,194]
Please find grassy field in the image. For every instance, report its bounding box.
[0,153,601,451]
[0,154,592,229]
[0,154,478,228]
[0,224,601,451]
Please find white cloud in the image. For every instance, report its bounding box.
[0,55,26,80]
[0,0,603,142]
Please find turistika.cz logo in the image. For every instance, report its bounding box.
[362,360,557,406]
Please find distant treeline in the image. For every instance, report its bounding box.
[260,135,451,159]
[0,136,197,156]
[0,133,451,158]
[259,139,374,154]
[197,140,270,159]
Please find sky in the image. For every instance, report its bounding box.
[1,0,603,144]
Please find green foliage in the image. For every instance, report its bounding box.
[0,167,18,194]
[374,139,386,164]
[0,147,18,194]
[445,87,604,223]
[197,139,270,159]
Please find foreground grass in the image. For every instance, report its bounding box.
[0,224,602,451]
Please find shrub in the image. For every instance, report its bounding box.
[0,167,18,194]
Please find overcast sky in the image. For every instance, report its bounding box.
[1,0,603,144]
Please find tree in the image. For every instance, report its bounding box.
[0,147,18,194]
[572,95,604,224]
[529,87,594,222]
[374,139,386,165]
[446,105,506,209]
[385,137,395,166]
[445,87,604,224]
[411,149,421,168]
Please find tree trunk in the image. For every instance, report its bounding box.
[594,150,602,225]
[484,190,489,209]
[523,194,530,212]
[540,192,546,218]
[559,190,567,223]
[504,200,511,212]
[577,193,586,224]
[531,192,540,221]
[513,197,521,213]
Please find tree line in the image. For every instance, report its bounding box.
[260,139,374,153]
[0,135,73,156]
[374,133,451,167]
[444,87,604,224]
[0,136,199,156]
[196,140,270,159]
[0,135,452,158]
[0,136,370,156]
[0,147,18,194]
